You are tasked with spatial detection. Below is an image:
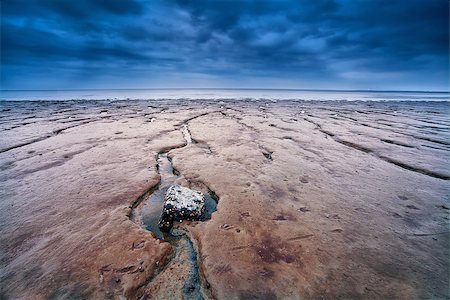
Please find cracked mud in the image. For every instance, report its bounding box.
[0,99,449,299]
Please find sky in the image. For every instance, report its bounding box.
[1,0,449,91]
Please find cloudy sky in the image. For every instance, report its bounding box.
[1,0,448,91]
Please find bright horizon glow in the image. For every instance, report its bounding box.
[1,88,449,93]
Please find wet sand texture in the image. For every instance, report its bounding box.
[0,100,449,299]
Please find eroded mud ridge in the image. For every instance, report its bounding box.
[0,99,449,299]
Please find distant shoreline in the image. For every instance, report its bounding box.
[0,89,448,102]
[1,88,449,93]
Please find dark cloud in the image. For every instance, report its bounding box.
[2,0,144,18]
[1,0,448,90]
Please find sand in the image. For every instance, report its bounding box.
[0,99,449,299]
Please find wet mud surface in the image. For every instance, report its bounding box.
[0,99,449,299]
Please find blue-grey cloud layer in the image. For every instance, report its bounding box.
[1,0,448,90]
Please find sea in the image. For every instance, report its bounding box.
[0,88,448,102]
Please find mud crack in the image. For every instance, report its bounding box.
[304,117,449,181]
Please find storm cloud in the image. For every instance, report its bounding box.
[1,0,448,90]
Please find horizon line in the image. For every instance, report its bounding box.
[1,87,449,93]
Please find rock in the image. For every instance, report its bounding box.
[158,185,206,230]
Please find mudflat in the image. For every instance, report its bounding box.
[0,99,449,299]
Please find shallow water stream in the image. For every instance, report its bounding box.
[131,123,218,298]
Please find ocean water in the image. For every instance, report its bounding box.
[0,88,448,102]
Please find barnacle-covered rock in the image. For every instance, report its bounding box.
[158,185,206,230]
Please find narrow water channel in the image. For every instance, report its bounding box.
[131,123,218,298]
